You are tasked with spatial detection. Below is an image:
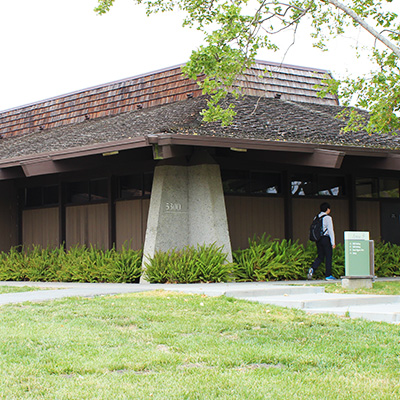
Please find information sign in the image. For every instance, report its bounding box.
[344,231,370,276]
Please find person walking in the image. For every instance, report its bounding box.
[308,202,336,281]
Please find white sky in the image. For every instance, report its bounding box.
[0,0,381,111]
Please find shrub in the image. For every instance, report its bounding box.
[0,245,142,283]
[233,235,309,281]
[0,237,398,284]
[0,247,28,281]
[144,243,232,283]
[374,242,400,277]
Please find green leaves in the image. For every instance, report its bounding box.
[233,235,311,281]
[95,0,399,134]
[144,243,233,283]
[94,0,116,15]
[0,245,142,283]
[0,239,399,283]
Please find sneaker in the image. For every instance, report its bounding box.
[325,275,336,281]
[307,268,314,280]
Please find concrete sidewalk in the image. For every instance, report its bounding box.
[0,279,399,324]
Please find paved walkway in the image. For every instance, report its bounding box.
[0,279,399,324]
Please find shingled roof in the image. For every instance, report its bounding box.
[0,93,400,166]
[1,61,399,172]
[0,60,337,139]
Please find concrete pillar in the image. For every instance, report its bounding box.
[141,151,232,282]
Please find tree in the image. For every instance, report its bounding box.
[95,0,400,133]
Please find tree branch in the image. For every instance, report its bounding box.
[326,0,400,58]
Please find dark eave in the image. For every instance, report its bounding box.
[2,133,400,180]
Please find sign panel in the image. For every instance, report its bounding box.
[344,231,370,276]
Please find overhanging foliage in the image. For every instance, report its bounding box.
[95,0,400,133]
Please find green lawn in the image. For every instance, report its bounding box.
[0,290,399,399]
[0,285,43,294]
[320,281,400,295]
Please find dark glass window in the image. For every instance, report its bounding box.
[117,173,153,199]
[317,176,346,197]
[25,187,42,207]
[90,179,108,201]
[119,175,143,199]
[250,172,281,195]
[291,174,314,196]
[222,170,281,196]
[25,185,59,208]
[222,170,249,194]
[356,178,379,198]
[68,181,89,203]
[379,179,400,198]
[67,179,108,204]
[43,185,59,205]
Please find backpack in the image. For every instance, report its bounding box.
[309,214,326,242]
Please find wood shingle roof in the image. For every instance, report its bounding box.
[0,61,337,139]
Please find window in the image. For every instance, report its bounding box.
[43,186,59,205]
[118,175,142,199]
[67,179,108,204]
[222,170,249,195]
[356,178,379,198]
[222,170,281,196]
[68,181,89,203]
[379,179,399,198]
[291,174,313,196]
[117,173,153,199]
[90,179,108,202]
[24,185,59,208]
[250,172,281,195]
[317,176,346,197]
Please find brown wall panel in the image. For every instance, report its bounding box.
[116,199,150,250]
[22,207,59,248]
[356,201,380,242]
[225,196,285,250]
[293,198,349,244]
[0,181,18,251]
[66,204,108,248]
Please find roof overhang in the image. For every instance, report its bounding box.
[0,134,399,180]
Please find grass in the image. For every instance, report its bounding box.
[0,290,399,399]
[0,285,44,294]
[319,281,400,295]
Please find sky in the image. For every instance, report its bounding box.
[0,0,380,112]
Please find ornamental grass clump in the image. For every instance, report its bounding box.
[144,243,232,283]
[232,235,308,281]
[0,245,142,283]
[374,242,400,277]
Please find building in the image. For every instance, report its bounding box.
[1,60,400,266]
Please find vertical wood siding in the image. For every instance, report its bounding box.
[0,181,18,251]
[66,204,108,248]
[115,199,150,250]
[225,196,285,250]
[356,201,380,242]
[22,208,59,248]
[293,198,349,244]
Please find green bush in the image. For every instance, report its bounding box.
[232,236,347,281]
[0,245,142,283]
[233,235,309,281]
[374,242,400,277]
[0,237,398,284]
[144,243,232,283]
